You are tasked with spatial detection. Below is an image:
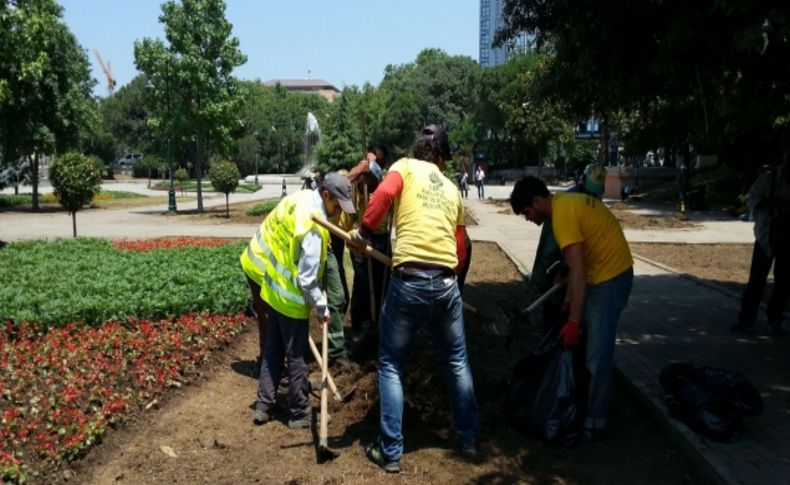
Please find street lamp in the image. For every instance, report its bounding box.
[147,61,176,213]
[164,60,176,213]
[272,125,287,198]
[280,141,287,198]
[253,130,259,186]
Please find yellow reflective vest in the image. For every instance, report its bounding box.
[240,190,329,319]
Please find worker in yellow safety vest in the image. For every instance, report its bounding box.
[240,172,356,428]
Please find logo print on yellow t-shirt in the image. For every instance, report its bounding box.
[429,171,444,189]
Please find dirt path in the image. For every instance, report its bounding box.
[58,243,707,485]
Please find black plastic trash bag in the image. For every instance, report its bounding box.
[659,363,763,443]
[507,328,588,446]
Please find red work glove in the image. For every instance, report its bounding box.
[559,320,580,349]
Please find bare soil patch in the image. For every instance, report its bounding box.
[630,243,785,312]
[59,243,708,485]
[609,204,699,230]
[486,197,699,230]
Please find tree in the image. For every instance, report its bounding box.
[208,160,239,218]
[234,81,330,176]
[134,0,246,213]
[0,0,96,210]
[370,49,480,158]
[49,153,102,237]
[174,167,188,195]
[97,75,158,159]
[498,1,790,170]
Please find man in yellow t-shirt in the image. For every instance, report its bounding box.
[509,176,633,441]
[349,124,478,472]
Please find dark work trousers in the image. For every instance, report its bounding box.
[739,241,790,326]
[256,308,310,419]
[350,232,391,334]
[246,276,271,362]
[330,234,350,307]
[326,241,348,359]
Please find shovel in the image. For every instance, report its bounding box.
[317,311,339,462]
[307,335,356,403]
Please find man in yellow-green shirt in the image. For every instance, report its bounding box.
[349,124,478,472]
[509,176,633,441]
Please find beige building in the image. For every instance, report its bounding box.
[263,79,340,102]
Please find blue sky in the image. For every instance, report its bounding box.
[59,0,480,97]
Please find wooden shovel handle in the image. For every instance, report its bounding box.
[311,215,392,267]
[311,214,478,315]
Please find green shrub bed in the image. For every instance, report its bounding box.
[0,238,248,329]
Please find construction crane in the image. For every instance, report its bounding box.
[92,49,116,96]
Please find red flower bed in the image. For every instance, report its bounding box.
[113,237,237,252]
[0,313,246,482]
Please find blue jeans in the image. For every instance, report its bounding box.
[582,267,633,430]
[378,269,479,461]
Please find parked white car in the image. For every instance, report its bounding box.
[116,153,143,167]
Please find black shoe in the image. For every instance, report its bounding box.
[769,323,786,337]
[365,442,400,473]
[730,322,754,333]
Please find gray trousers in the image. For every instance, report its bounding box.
[256,308,310,419]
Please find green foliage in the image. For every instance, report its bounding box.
[0,194,31,207]
[48,152,102,214]
[0,0,96,209]
[174,167,189,184]
[208,160,240,217]
[208,160,241,218]
[208,160,240,195]
[499,0,790,167]
[234,81,330,175]
[97,75,157,160]
[93,190,147,200]
[245,199,279,217]
[368,49,480,158]
[0,238,248,329]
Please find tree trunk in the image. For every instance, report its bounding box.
[32,153,39,212]
[225,193,229,218]
[72,211,77,238]
[195,131,204,213]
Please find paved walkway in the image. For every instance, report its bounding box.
[0,180,299,241]
[2,181,787,484]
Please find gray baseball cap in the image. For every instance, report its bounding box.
[322,172,356,214]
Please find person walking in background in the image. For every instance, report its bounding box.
[509,176,633,442]
[732,151,790,336]
[460,169,469,199]
[349,124,478,473]
[475,166,486,199]
[241,173,356,428]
